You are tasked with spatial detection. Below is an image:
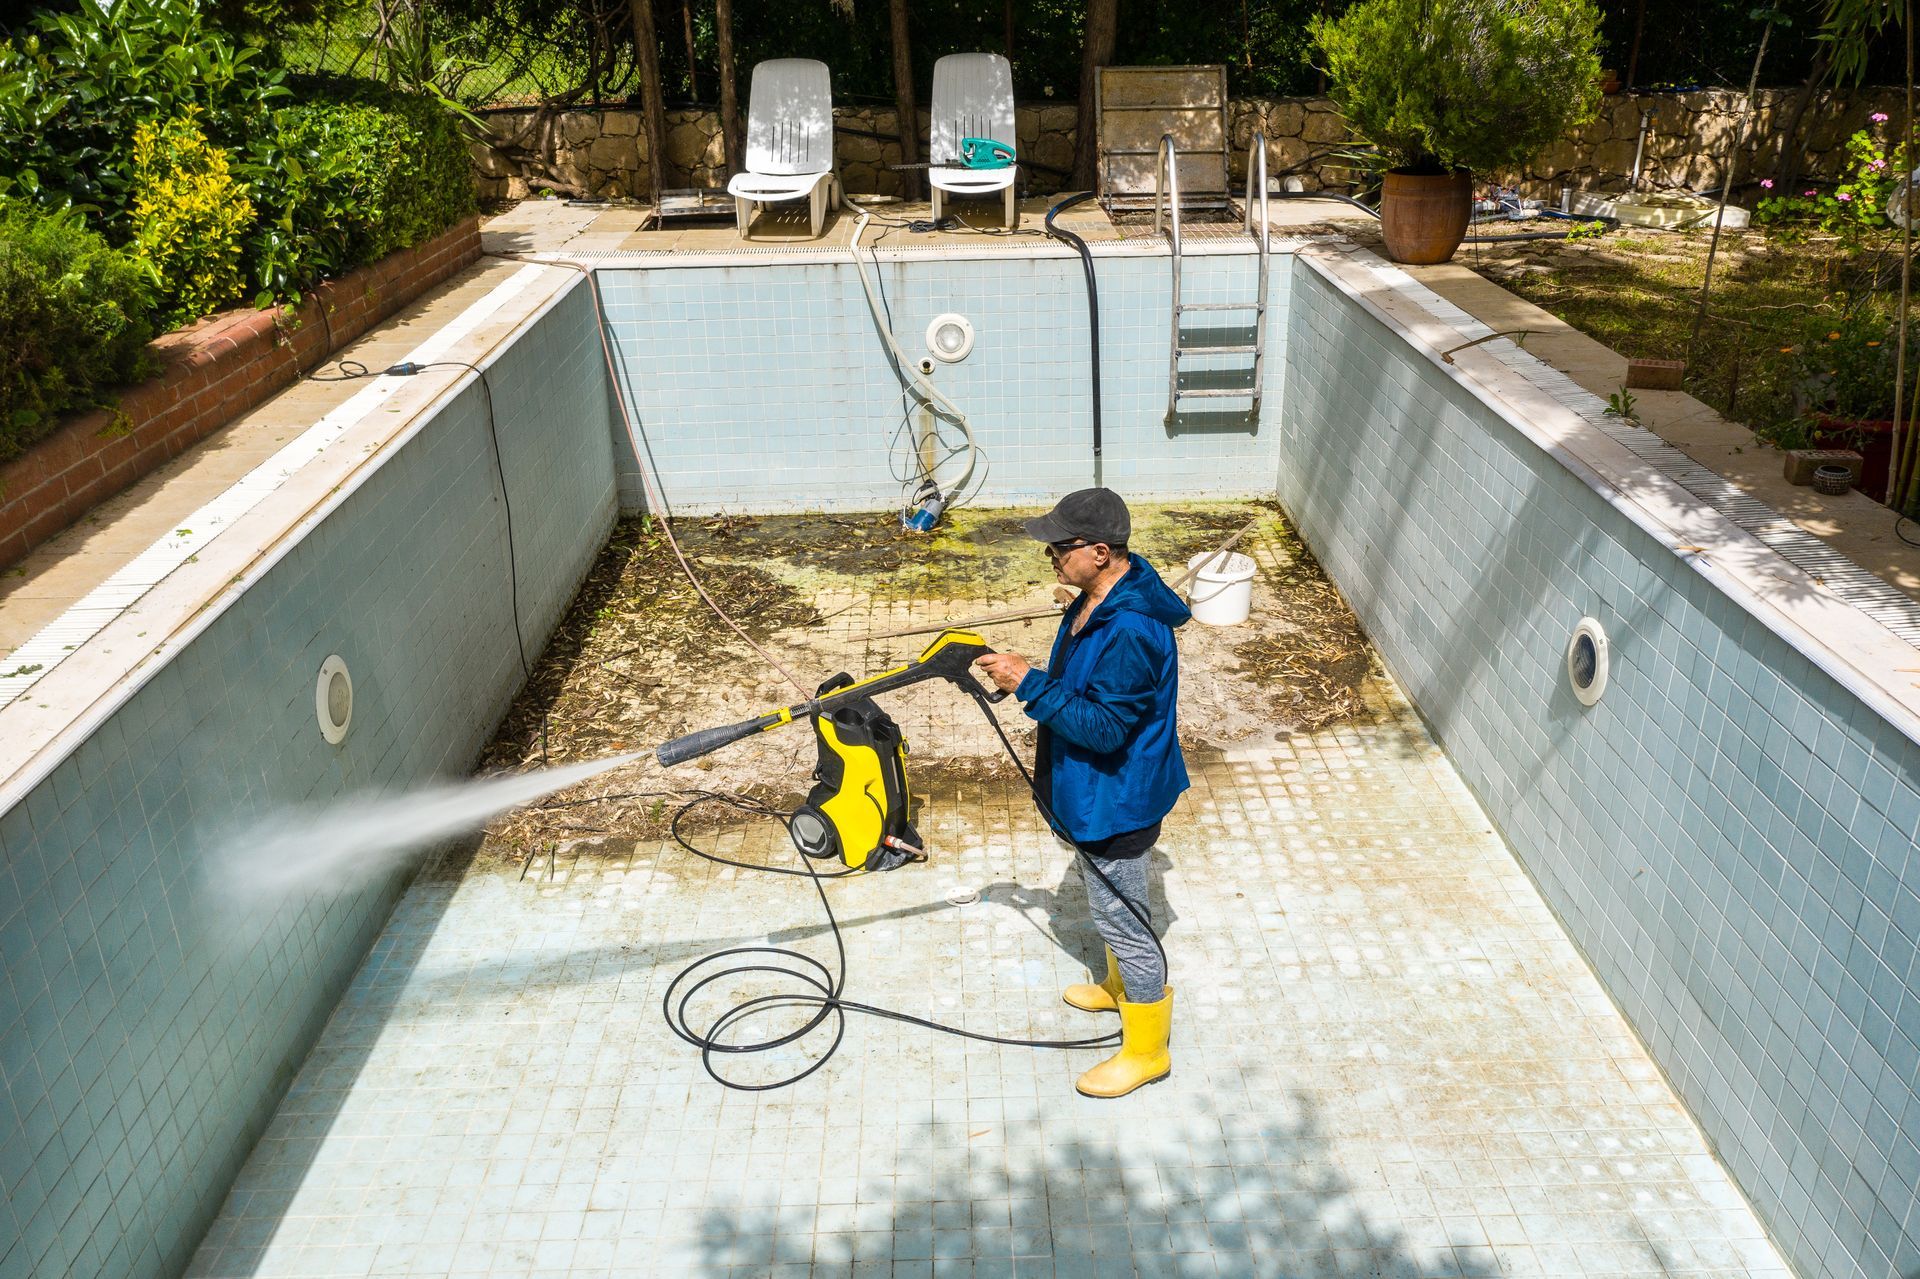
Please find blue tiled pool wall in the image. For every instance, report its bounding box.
[0,279,617,1278]
[1280,258,1920,1279]
[593,249,1288,515]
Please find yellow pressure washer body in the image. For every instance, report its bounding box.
[653,630,1007,872]
[789,674,919,872]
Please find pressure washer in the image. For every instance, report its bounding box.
[652,625,1170,1091]
[656,629,1004,872]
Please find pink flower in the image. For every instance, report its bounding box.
[1806,189,1818,196]
[1873,112,1890,123]
[1872,158,1887,169]
[1760,178,1774,188]
[1839,191,1854,201]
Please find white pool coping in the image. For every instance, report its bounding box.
[0,263,583,814]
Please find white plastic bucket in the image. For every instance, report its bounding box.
[1186,551,1255,626]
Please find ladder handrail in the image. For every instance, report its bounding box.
[1159,131,1271,422]
[1153,132,1182,255]
[1246,131,1270,415]
[1244,130,1270,245]
[1156,133,1181,421]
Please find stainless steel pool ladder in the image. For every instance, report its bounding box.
[1154,131,1272,421]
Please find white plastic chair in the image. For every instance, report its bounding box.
[928,53,1018,229]
[726,58,839,239]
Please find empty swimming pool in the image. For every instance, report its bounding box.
[2,225,1917,1279]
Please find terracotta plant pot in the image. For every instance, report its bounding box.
[1379,169,1473,265]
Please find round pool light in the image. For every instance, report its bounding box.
[926,313,975,363]
[317,655,354,744]
[1566,618,1609,706]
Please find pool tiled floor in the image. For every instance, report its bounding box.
[186,669,1790,1278]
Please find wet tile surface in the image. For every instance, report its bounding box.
[185,668,1790,1278]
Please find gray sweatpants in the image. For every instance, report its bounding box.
[1076,848,1167,1003]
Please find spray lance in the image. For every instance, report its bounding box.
[654,630,1007,872]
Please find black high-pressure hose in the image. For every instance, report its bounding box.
[661,686,1170,1092]
[1036,185,1604,472]
[1044,192,1103,461]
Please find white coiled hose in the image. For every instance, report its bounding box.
[847,206,981,505]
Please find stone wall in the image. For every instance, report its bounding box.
[475,87,1906,204]
[1493,86,1907,199]
[474,102,1081,201]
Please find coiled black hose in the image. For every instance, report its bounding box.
[662,686,1170,1092]
[1044,192,1103,461]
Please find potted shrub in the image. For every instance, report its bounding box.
[1312,0,1605,264]
[1778,311,1920,505]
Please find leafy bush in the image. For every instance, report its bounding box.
[0,0,472,319]
[0,4,477,467]
[0,198,156,463]
[241,105,368,302]
[131,111,256,329]
[1776,307,1920,425]
[0,0,285,235]
[1311,0,1604,174]
[245,84,477,300]
[302,81,477,259]
[1754,115,1909,243]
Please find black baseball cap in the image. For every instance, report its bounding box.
[1022,488,1131,547]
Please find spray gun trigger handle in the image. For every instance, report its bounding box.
[969,670,1010,704]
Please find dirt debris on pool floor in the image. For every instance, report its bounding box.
[188,508,1793,1277]
[477,500,1373,859]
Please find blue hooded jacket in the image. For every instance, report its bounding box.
[1012,554,1190,844]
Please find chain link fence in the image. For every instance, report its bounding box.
[283,1,636,108]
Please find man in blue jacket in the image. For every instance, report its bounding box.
[974,488,1190,1097]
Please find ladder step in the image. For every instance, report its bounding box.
[1177,301,1263,312]
[1174,386,1258,399]
[1176,343,1258,356]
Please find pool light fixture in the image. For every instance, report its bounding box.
[1566,618,1609,706]
[317,655,354,744]
[926,314,975,363]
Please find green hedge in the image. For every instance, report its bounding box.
[0,198,156,464]
[0,2,475,310]
[0,0,476,466]
[249,80,476,298]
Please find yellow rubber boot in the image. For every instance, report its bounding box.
[1074,986,1174,1098]
[1062,947,1124,1013]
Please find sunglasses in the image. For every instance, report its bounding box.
[1046,539,1094,558]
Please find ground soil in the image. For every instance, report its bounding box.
[1454,221,1909,440]
[475,499,1373,861]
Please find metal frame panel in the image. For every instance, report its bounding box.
[1097,65,1230,214]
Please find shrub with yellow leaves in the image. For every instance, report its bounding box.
[131,109,255,329]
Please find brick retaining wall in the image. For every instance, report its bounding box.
[0,216,483,570]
